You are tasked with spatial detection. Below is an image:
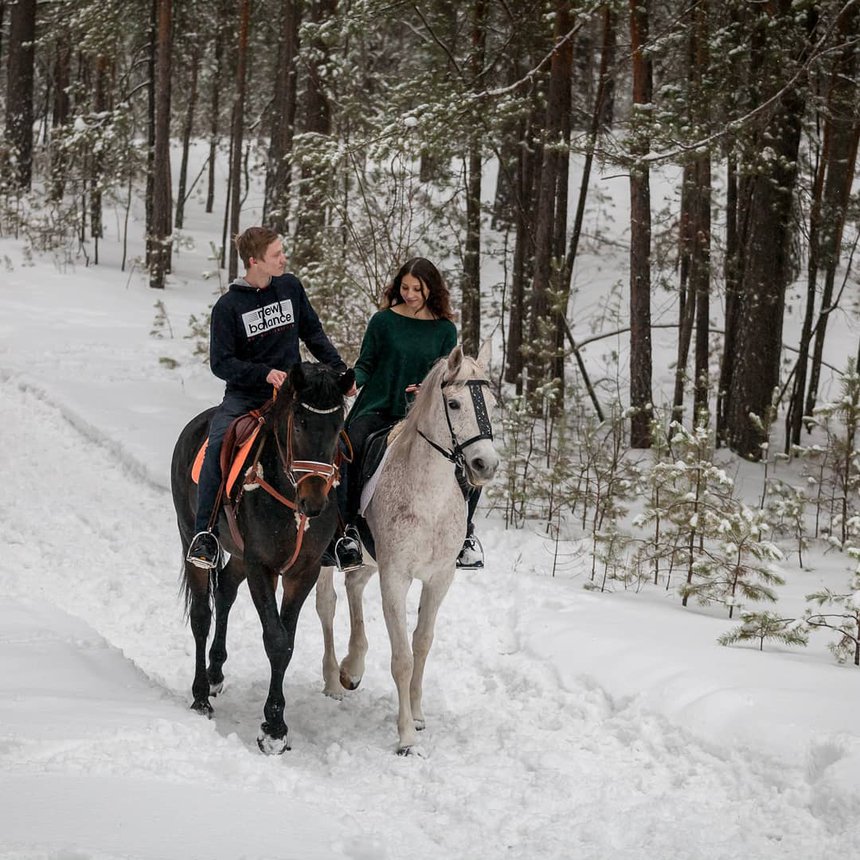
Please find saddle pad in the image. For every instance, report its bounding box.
[359,440,395,516]
[191,426,261,498]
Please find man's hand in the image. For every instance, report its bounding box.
[346,381,357,396]
[266,368,287,388]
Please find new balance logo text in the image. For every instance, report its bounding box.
[241,300,294,337]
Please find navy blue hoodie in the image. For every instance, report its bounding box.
[209,273,346,400]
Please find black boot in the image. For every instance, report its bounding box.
[334,525,363,572]
[187,531,221,570]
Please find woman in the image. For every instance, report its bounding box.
[334,257,483,570]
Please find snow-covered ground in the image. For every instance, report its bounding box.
[2,181,860,858]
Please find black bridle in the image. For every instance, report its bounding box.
[418,377,494,482]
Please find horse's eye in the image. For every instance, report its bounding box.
[448,399,461,410]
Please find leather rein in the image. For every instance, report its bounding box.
[225,400,348,574]
[417,376,493,485]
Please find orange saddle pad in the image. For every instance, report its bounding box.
[191,423,262,499]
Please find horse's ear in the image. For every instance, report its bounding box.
[446,345,464,376]
[288,362,305,394]
[476,338,492,372]
[338,368,355,394]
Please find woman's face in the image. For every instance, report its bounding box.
[399,273,428,311]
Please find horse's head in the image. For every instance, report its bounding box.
[273,362,353,517]
[438,340,500,486]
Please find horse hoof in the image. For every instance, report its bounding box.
[339,667,362,691]
[414,718,426,732]
[322,687,344,701]
[257,725,291,755]
[210,680,224,697]
[190,700,213,719]
[396,744,426,758]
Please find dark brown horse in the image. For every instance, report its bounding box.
[171,362,353,754]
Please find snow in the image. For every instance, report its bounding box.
[2,179,860,857]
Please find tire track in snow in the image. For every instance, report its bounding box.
[2,375,856,860]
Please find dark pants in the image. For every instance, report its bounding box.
[194,391,264,534]
[341,411,397,523]
[341,410,481,540]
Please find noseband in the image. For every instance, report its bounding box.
[279,401,342,488]
[418,376,494,482]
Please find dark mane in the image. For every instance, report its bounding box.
[270,361,345,423]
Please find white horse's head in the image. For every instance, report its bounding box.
[438,340,500,486]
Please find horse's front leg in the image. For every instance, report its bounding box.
[379,570,419,754]
[206,559,244,696]
[339,564,375,691]
[315,565,343,698]
[410,572,454,732]
[245,564,293,755]
[186,564,214,717]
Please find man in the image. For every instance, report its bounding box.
[186,226,362,571]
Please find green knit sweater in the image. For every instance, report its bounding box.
[349,308,458,423]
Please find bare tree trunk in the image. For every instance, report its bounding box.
[724,4,812,458]
[628,0,653,448]
[5,0,37,190]
[293,0,336,271]
[264,0,300,234]
[148,0,173,290]
[91,54,110,263]
[206,1,228,216]
[175,42,201,230]
[527,1,573,401]
[227,0,250,281]
[803,1,860,420]
[461,0,487,356]
[672,165,696,425]
[50,36,71,201]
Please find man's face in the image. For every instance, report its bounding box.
[253,239,287,278]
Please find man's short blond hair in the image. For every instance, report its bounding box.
[234,227,280,268]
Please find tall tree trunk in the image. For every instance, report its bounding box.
[6,0,37,190]
[628,0,654,448]
[91,54,110,262]
[724,3,812,458]
[227,0,250,281]
[293,0,336,271]
[148,0,173,289]
[145,0,157,266]
[462,0,487,357]
[803,1,860,421]
[206,0,228,216]
[50,35,71,201]
[672,164,696,425]
[527,1,573,400]
[689,0,711,424]
[175,42,201,230]
[264,0,300,234]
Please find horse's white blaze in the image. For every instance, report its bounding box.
[317,346,500,752]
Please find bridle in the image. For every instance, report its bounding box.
[235,395,347,573]
[418,376,494,484]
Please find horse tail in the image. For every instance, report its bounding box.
[179,561,217,621]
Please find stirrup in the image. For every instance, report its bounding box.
[456,533,484,570]
[187,531,221,570]
[334,527,363,572]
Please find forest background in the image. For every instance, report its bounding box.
[2,0,860,655]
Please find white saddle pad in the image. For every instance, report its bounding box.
[359,442,394,516]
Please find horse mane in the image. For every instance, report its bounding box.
[396,351,481,457]
[269,362,345,425]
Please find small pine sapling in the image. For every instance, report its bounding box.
[718,611,809,651]
[805,574,860,666]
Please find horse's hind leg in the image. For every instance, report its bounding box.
[316,566,343,698]
[339,564,375,691]
[410,573,454,732]
[207,559,244,696]
[186,563,215,717]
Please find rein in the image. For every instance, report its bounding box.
[418,376,493,484]
[230,396,344,574]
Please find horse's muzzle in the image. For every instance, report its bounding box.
[465,448,500,486]
[296,477,330,517]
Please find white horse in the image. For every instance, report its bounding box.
[316,342,500,754]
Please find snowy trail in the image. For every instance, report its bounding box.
[1,374,853,860]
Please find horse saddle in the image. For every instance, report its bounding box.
[191,408,267,499]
